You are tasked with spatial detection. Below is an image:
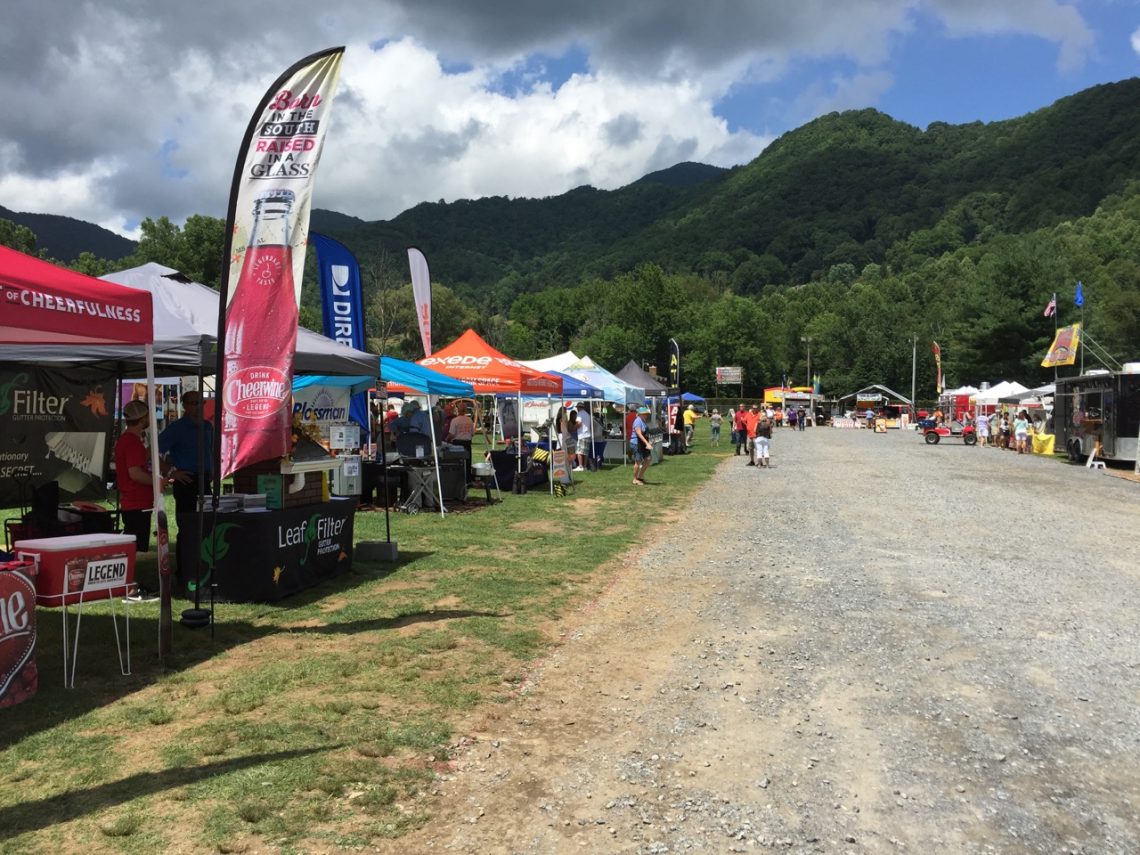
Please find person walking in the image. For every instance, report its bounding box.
[798,406,807,431]
[630,405,652,485]
[744,403,761,465]
[754,410,773,467]
[158,390,214,594]
[976,411,989,447]
[708,408,723,447]
[683,404,697,447]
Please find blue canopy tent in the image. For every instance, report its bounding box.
[665,391,706,404]
[294,357,475,520]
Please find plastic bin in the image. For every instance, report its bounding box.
[14,533,137,607]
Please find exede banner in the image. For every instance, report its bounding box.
[217,48,345,478]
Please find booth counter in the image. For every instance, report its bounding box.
[195,496,357,603]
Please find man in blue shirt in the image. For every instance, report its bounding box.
[159,391,214,592]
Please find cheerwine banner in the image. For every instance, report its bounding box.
[217,48,345,478]
[0,565,37,708]
[0,365,115,507]
[292,384,350,441]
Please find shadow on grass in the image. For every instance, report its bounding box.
[0,548,507,751]
[0,746,331,840]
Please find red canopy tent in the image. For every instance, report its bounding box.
[0,246,153,345]
[420,329,562,395]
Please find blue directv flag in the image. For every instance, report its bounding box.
[1074,280,1084,308]
[312,232,369,434]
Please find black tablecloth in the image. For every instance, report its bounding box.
[195,497,356,602]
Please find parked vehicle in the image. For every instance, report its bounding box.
[1054,367,1140,464]
[922,419,977,445]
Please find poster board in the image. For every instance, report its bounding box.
[0,365,117,507]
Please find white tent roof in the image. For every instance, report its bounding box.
[943,384,979,396]
[522,351,580,374]
[101,263,376,375]
[972,381,1029,404]
[561,356,646,405]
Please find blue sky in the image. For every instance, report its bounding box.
[0,1,1136,236]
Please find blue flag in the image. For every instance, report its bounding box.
[312,232,369,434]
[1074,280,1084,308]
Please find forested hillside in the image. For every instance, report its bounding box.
[3,79,1138,401]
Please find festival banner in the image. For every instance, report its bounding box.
[0,365,115,507]
[932,341,943,394]
[215,48,345,479]
[668,338,681,391]
[1041,323,1082,368]
[312,232,368,432]
[407,247,432,357]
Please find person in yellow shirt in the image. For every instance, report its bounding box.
[683,404,698,447]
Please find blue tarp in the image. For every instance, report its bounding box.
[292,356,474,397]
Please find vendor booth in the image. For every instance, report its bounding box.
[421,330,563,487]
[0,246,156,701]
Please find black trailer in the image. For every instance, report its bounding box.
[1053,369,1140,464]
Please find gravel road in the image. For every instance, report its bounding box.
[398,427,1140,854]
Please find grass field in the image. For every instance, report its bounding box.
[0,439,727,853]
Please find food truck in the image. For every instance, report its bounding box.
[1053,365,1140,464]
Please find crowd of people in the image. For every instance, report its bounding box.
[965,408,1041,454]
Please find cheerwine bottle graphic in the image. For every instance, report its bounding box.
[222,188,299,474]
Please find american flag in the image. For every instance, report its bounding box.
[1043,293,1057,317]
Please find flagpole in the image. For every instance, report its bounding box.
[1054,296,1058,384]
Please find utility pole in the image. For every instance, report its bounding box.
[910,333,918,420]
[801,335,813,416]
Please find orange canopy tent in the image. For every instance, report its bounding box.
[419,329,562,395]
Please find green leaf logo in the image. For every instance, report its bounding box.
[190,522,240,590]
[302,513,320,565]
[0,373,29,417]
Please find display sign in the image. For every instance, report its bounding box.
[293,383,351,441]
[0,562,37,708]
[0,364,116,507]
[329,423,360,450]
[198,498,356,602]
[256,474,284,509]
[80,554,130,593]
[716,366,743,384]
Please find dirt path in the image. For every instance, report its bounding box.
[393,429,1140,854]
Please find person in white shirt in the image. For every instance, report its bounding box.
[574,403,592,471]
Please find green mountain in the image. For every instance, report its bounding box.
[323,78,1139,307]
[0,204,136,263]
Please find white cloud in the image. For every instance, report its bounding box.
[0,1,1109,236]
[1132,26,1140,57]
[930,0,1095,72]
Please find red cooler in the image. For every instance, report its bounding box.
[14,534,137,607]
